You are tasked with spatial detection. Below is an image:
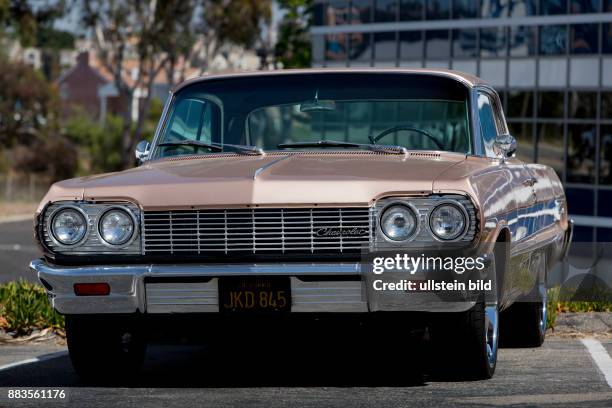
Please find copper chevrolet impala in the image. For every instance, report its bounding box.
[31,69,572,380]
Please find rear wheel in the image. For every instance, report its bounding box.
[66,315,147,383]
[500,283,547,347]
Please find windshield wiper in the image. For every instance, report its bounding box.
[277,140,407,155]
[157,140,264,155]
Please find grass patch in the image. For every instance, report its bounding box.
[547,286,612,329]
[0,280,64,336]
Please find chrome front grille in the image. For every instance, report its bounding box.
[142,207,372,254]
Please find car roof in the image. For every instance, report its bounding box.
[172,68,488,93]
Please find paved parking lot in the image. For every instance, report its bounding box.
[0,219,39,283]
[0,337,610,407]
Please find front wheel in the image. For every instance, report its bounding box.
[500,285,547,347]
[430,301,499,380]
[66,315,147,383]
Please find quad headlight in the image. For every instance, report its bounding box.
[380,204,418,241]
[98,209,135,246]
[429,203,467,240]
[50,208,88,245]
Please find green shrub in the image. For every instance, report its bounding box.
[546,286,612,329]
[0,280,64,336]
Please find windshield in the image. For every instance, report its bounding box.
[153,73,472,159]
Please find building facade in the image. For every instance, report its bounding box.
[311,0,612,242]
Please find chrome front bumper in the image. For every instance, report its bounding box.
[31,259,476,315]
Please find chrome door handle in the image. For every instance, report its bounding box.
[522,178,537,187]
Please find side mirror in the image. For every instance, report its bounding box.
[493,133,517,159]
[135,140,150,164]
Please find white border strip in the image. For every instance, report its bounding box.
[0,350,68,372]
[582,338,612,388]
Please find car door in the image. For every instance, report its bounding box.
[476,89,537,303]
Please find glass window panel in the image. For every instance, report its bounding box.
[452,29,478,58]
[374,32,397,60]
[538,91,565,118]
[570,24,599,54]
[569,92,597,119]
[374,0,397,22]
[399,0,423,20]
[570,0,600,13]
[478,92,499,157]
[325,34,348,61]
[399,31,423,60]
[351,0,372,24]
[498,91,507,111]
[349,33,372,61]
[453,0,478,18]
[507,91,533,118]
[508,122,534,161]
[605,22,612,54]
[602,92,612,118]
[326,1,351,25]
[481,0,509,18]
[606,3,612,53]
[481,27,507,57]
[566,188,595,216]
[597,227,612,243]
[540,25,567,55]
[536,122,564,178]
[313,2,326,25]
[426,0,450,20]
[540,0,567,14]
[509,26,537,56]
[425,30,450,58]
[509,0,537,16]
[567,124,597,184]
[601,125,612,186]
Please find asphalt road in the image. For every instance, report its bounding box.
[0,219,40,283]
[0,338,611,407]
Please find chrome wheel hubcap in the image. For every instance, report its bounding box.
[485,304,499,368]
[538,284,548,336]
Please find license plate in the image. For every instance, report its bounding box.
[218,277,291,313]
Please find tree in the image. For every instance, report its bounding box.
[80,0,273,168]
[0,59,58,147]
[275,0,313,69]
[0,0,66,48]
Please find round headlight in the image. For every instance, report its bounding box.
[380,205,418,241]
[429,204,466,240]
[99,209,135,246]
[51,208,88,245]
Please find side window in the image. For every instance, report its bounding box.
[166,98,213,143]
[477,92,499,157]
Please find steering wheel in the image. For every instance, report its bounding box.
[369,126,444,151]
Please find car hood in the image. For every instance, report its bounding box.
[42,152,467,210]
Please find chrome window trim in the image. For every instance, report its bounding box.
[96,206,140,249]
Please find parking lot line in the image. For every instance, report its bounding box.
[582,338,612,388]
[0,351,68,372]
